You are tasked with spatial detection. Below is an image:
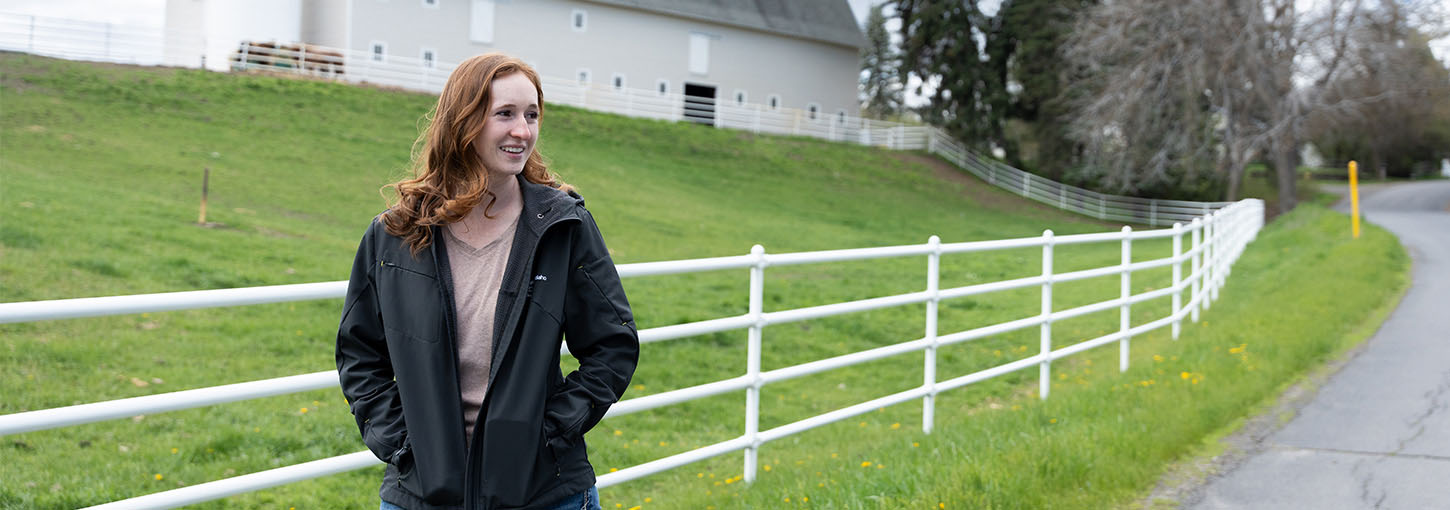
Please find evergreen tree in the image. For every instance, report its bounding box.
[895,0,1003,151]
[860,3,903,118]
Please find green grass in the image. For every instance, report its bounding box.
[0,54,1408,509]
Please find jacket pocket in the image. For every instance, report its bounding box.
[376,261,444,344]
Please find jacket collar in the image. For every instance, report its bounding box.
[517,175,583,236]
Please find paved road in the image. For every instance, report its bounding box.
[1189,181,1450,510]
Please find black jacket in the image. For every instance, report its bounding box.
[336,177,639,510]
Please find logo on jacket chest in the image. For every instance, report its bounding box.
[533,274,548,281]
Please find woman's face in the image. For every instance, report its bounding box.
[475,72,539,178]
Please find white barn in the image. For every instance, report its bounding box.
[168,0,866,125]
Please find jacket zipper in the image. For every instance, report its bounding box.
[466,214,578,508]
[380,260,435,279]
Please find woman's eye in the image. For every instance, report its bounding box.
[526,111,539,120]
[496,110,512,118]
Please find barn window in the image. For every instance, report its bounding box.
[656,79,669,96]
[688,32,710,75]
[733,89,747,107]
[420,48,436,68]
[807,103,820,120]
[767,94,781,111]
[611,73,626,91]
[836,110,846,125]
[371,41,387,62]
[577,68,591,85]
[470,0,495,43]
[571,9,587,32]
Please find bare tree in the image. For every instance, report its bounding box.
[1063,0,1442,211]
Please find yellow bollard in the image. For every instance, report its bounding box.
[1349,161,1360,239]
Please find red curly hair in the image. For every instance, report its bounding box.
[381,53,571,255]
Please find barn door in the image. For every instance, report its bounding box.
[683,83,717,126]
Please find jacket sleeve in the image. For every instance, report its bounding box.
[335,221,409,464]
[546,208,640,449]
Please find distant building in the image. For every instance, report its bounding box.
[168,0,866,123]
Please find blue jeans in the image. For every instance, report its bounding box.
[380,486,600,510]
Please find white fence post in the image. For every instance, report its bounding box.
[28,15,35,52]
[1191,217,1202,323]
[1059,187,1067,209]
[1039,229,1054,400]
[923,236,940,433]
[1204,214,1215,310]
[1150,200,1158,227]
[1099,196,1107,220]
[1120,226,1132,373]
[1171,222,1183,340]
[743,244,765,484]
[1022,173,1032,197]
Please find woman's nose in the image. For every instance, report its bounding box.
[510,119,532,139]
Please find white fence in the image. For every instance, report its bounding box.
[0,12,1231,227]
[0,198,1264,508]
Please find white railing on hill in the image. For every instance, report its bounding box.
[0,12,1231,226]
[0,199,1265,509]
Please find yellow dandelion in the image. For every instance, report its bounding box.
[1181,371,1191,380]
[154,473,163,481]
[610,468,618,472]
[861,461,872,467]
[803,497,809,502]
[940,503,946,509]
[170,448,178,454]
[876,463,884,469]
[616,504,623,508]
[1153,354,1164,362]
[633,384,645,391]
[1050,418,1057,424]
[830,453,838,458]
[1058,373,1067,380]
[614,429,623,436]
[299,407,308,414]
[784,497,790,502]
[993,349,1002,357]
[890,422,901,430]
[819,482,825,487]
[645,498,652,503]
[628,506,641,510]
[658,441,668,447]
[725,478,735,484]
[715,481,722,486]
[764,464,772,472]
[912,442,920,447]
[697,472,704,478]
[859,421,867,427]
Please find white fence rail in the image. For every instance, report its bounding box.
[0,12,1231,227]
[0,199,1264,508]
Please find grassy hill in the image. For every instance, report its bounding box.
[0,53,1407,509]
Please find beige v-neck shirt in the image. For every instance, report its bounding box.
[444,215,519,442]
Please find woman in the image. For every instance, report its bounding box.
[336,53,638,510]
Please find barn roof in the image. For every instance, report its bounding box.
[582,0,866,48]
